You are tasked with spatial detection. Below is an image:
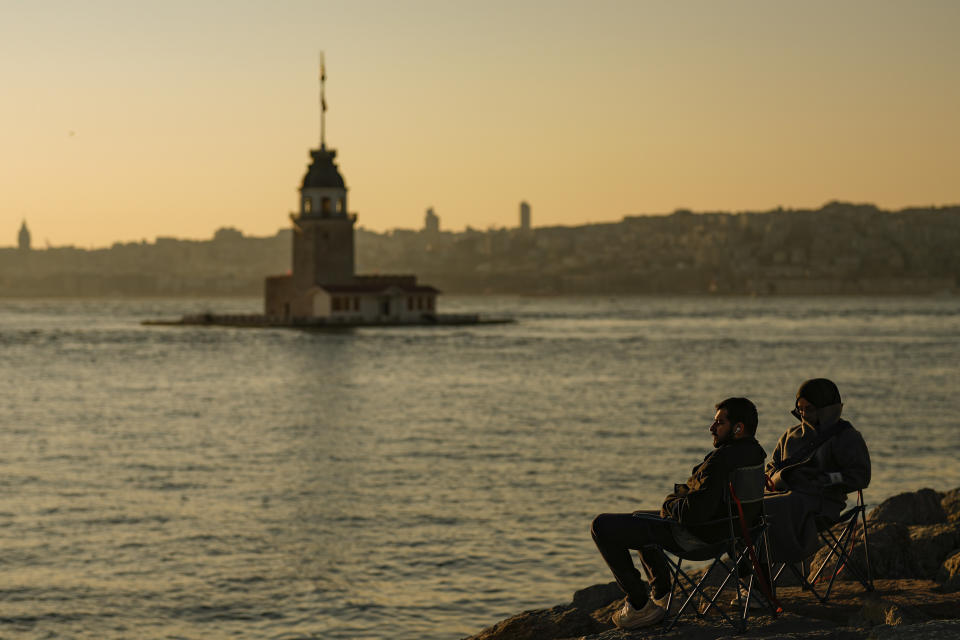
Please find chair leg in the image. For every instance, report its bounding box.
[831,514,872,594]
[763,529,776,601]
[664,557,698,632]
[664,557,741,632]
[666,560,707,630]
[663,558,697,632]
[823,522,856,601]
[815,512,871,601]
[781,560,826,603]
[859,505,874,592]
[732,554,781,623]
[696,564,742,631]
[810,528,844,582]
[794,505,875,603]
[700,556,738,616]
[694,554,757,632]
[751,534,781,616]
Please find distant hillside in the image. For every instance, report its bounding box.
[2,202,958,297]
[355,201,959,295]
[0,228,291,297]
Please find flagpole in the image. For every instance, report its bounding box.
[319,51,326,150]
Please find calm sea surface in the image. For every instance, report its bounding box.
[1,295,958,639]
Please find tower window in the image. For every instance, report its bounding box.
[322,197,331,215]
[303,198,312,213]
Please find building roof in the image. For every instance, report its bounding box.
[318,282,440,295]
[301,147,346,190]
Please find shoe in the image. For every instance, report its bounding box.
[728,586,765,610]
[612,598,666,629]
[651,590,671,610]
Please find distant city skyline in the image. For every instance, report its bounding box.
[2,0,959,248]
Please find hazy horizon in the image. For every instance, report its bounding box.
[3,0,959,247]
[6,199,960,252]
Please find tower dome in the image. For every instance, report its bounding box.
[298,146,348,218]
[301,147,346,190]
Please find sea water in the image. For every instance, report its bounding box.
[1,295,958,639]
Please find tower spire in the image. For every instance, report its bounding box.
[319,51,327,150]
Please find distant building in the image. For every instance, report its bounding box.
[18,220,31,251]
[519,201,531,231]
[264,146,438,321]
[424,207,440,234]
[213,227,244,242]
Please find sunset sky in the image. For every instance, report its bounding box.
[2,0,958,248]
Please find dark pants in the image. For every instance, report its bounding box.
[591,511,679,607]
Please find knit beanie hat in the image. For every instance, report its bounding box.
[796,378,842,408]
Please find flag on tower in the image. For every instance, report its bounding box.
[319,52,328,148]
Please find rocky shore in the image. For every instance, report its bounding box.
[464,488,960,640]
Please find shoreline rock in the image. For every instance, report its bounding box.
[464,487,960,640]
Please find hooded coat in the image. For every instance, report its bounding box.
[763,401,871,562]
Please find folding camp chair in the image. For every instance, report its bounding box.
[659,465,783,633]
[771,489,873,603]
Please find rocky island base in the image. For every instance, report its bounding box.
[466,488,960,640]
[142,313,514,329]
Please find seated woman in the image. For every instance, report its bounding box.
[764,378,871,563]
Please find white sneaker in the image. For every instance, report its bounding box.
[612,598,666,629]
[651,591,671,610]
[728,586,765,610]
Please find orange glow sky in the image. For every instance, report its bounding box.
[2,0,959,248]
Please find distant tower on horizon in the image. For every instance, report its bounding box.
[264,57,438,322]
[519,201,531,231]
[424,207,440,234]
[292,146,356,288]
[18,220,31,251]
[291,52,355,289]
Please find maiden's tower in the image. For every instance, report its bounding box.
[264,143,439,323]
[264,59,438,323]
[145,60,507,329]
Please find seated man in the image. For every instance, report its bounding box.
[591,397,766,629]
[764,378,871,563]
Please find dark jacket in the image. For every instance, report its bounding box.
[660,437,766,542]
[763,411,870,562]
[766,414,870,506]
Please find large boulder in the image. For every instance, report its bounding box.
[571,582,622,612]
[809,511,960,582]
[942,488,960,523]
[464,603,598,640]
[938,550,960,593]
[908,524,960,578]
[869,489,947,525]
[464,583,620,640]
[809,521,911,581]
